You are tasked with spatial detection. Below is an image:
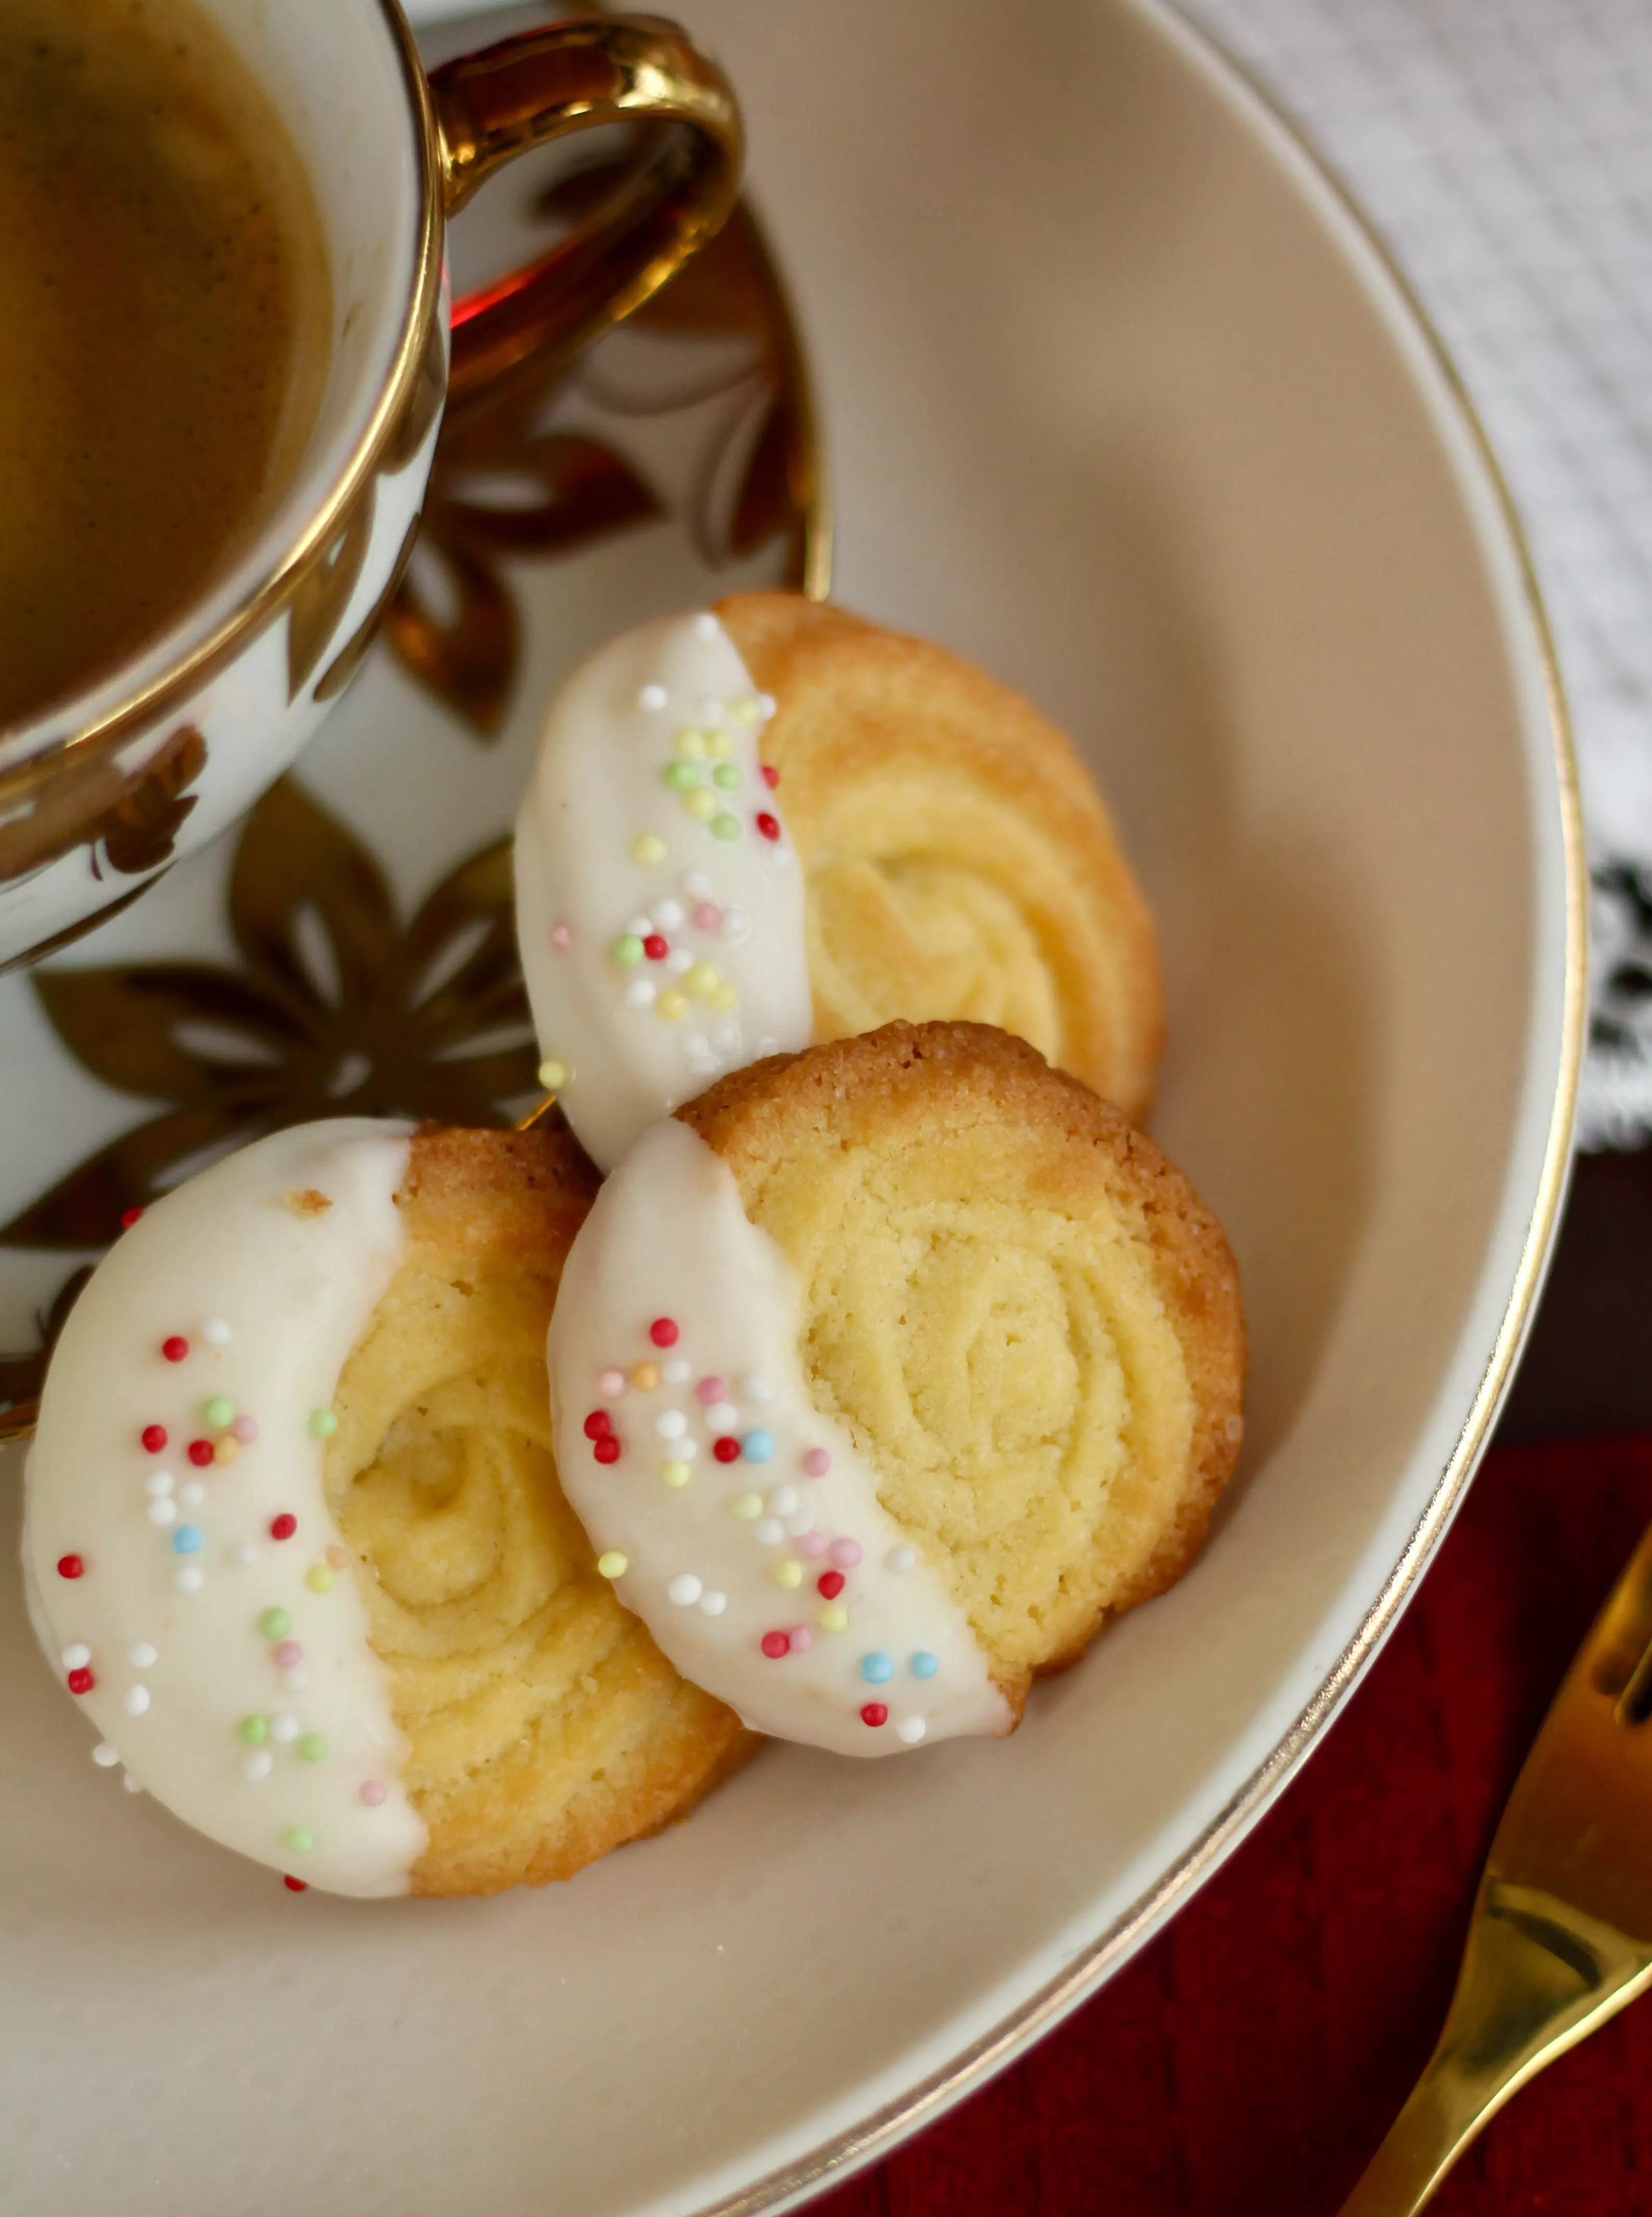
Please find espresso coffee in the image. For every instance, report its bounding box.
[0,0,329,729]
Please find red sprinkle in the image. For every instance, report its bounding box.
[642,934,669,961]
[141,1424,168,1454]
[713,1436,741,1464]
[860,1703,889,1728]
[593,1436,621,1465]
[161,1335,189,1364]
[284,1876,308,1893]
[56,1555,84,1581]
[755,812,781,843]
[67,1667,95,1696]
[649,1317,679,1347]
[760,1631,790,1659]
[583,1410,613,1440]
[186,1439,214,1468]
[270,1514,297,1541]
[120,1207,145,1230]
[817,1570,845,1599]
[760,764,780,790]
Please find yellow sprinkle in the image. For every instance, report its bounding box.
[538,1058,570,1092]
[684,961,720,999]
[774,1560,803,1590]
[818,1604,849,1633]
[683,787,717,822]
[711,983,740,1013]
[305,1565,335,1595]
[730,1492,763,1520]
[656,991,689,1021]
[731,698,761,724]
[214,1435,239,1466]
[674,727,707,760]
[631,1363,661,1392]
[597,1551,628,1579]
[706,729,732,760]
[662,1462,691,1489]
[631,833,667,865]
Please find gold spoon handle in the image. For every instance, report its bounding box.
[1337,1877,1652,2215]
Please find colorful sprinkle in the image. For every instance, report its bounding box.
[259,1608,292,1640]
[774,1560,803,1590]
[232,1415,260,1445]
[204,1396,234,1428]
[214,1436,239,1466]
[829,1539,864,1570]
[650,1317,680,1347]
[305,1566,335,1594]
[710,814,741,842]
[662,1462,692,1489]
[673,726,706,759]
[597,1551,629,1579]
[360,1780,388,1807]
[298,1734,327,1762]
[756,813,781,843]
[120,1207,145,1230]
[860,1703,889,1728]
[861,1652,894,1685]
[308,1409,338,1439]
[284,1874,308,1890]
[172,1527,204,1555]
[760,1631,789,1660]
[593,1436,622,1466]
[788,1626,813,1653]
[656,990,689,1021]
[711,763,740,791]
[56,1555,84,1580]
[270,1514,297,1541]
[818,1604,849,1634]
[643,933,671,962]
[691,901,721,931]
[598,1368,626,1398]
[663,760,699,791]
[713,1436,741,1464]
[584,1410,613,1440]
[630,1363,661,1392]
[797,1530,829,1558]
[742,1430,775,1464]
[897,1717,928,1745]
[684,787,718,823]
[161,1336,189,1363]
[691,1376,722,1407]
[326,1546,351,1572]
[272,1640,303,1668]
[730,1492,763,1520]
[66,1666,95,1695]
[186,1439,214,1467]
[632,833,667,865]
[760,763,780,789]
[911,1651,939,1679]
[667,1573,703,1606]
[706,729,731,760]
[141,1424,168,1453]
[550,922,573,951]
[538,1058,570,1091]
[818,1571,845,1600]
[284,1828,313,1854]
[802,1448,831,1478]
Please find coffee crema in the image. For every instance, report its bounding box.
[0,0,330,730]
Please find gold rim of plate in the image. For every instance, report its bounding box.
[680,11,1588,2215]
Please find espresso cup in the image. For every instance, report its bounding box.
[0,4,742,973]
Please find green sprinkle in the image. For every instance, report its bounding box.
[284,1826,313,1854]
[298,1733,327,1762]
[308,1409,338,1439]
[238,1715,269,1745]
[662,762,699,792]
[612,933,644,967]
[204,1396,234,1428]
[710,814,741,842]
[712,763,740,791]
[259,1608,292,1641]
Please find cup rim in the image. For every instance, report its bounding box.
[0,0,445,803]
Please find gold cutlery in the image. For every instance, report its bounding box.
[1338,1513,1652,2212]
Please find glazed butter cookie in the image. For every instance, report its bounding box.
[25,1119,748,1897]
[548,1022,1243,1753]
[514,600,1160,1170]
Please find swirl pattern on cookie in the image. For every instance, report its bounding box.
[549,1118,1013,1754]
[24,1120,426,1898]
[514,611,812,1170]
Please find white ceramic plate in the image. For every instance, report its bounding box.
[0,5,1581,2214]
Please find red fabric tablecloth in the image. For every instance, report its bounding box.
[813,1438,1652,2217]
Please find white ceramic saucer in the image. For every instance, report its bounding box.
[0,6,1581,2215]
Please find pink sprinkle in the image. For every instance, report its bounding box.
[829,1539,863,1570]
[796,1530,829,1559]
[691,902,721,932]
[597,1368,626,1398]
[232,1415,259,1445]
[551,923,572,951]
[272,1641,303,1668]
[801,1448,831,1478]
[359,1780,387,1807]
[787,1626,813,1654]
[695,1375,727,1406]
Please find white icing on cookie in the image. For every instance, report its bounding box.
[548,1120,1011,1755]
[514,612,812,1171]
[24,1120,427,1897]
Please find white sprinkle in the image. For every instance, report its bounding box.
[667,1573,704,1607]
[179,1480,206,1507]
[721,907,751,944]
[229,1542,258,1567]
[143,1470,174,1499]
[624,979,657,1010]
[127,1641,157,1670]
[887,1545,917,1574]
[61,1642,91,1671]
[699,1589,728,1617]
[124,1686,151,1718]
[91,1743,120,1769]
[772,845,794,870]
[147,1499,177,1527]
[122,1771,143,1794]
[711,1018,741,1052]
[664,947,693,977]
[696,695,724,723]
[741,1374,773,1403]
[706,1402,739,1433]
[280,1668,308,1694]
[174,1565,203,1593]
[201,1317,232,1346]
[757,1035,780,1054]
[784,1511,814,1538]
[692,613,719,641]
[270,1714,299,1744]
[768,1486,799,1517]
[656,1409,688,1439]
[654,898,684,930]
[674,1436,699,1462]
[626,914,653,939]
[241,1751,273,1783]
[638,682,668,711]
[756,693,776,718]
[896,1717,927,1745]
[663,1358,691,1386]
[685,1033,713,1061]
[754,1517,785,1546]
[681,869,716,901]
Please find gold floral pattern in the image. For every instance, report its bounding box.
[0,723,207,891]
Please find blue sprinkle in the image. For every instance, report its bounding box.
[741,1430,775,1464]
[859,1651,893,1685]
[172,1526,204,1556]
[910,1651,939,1679]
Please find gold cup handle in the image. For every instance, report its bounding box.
[429,12,744,434]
